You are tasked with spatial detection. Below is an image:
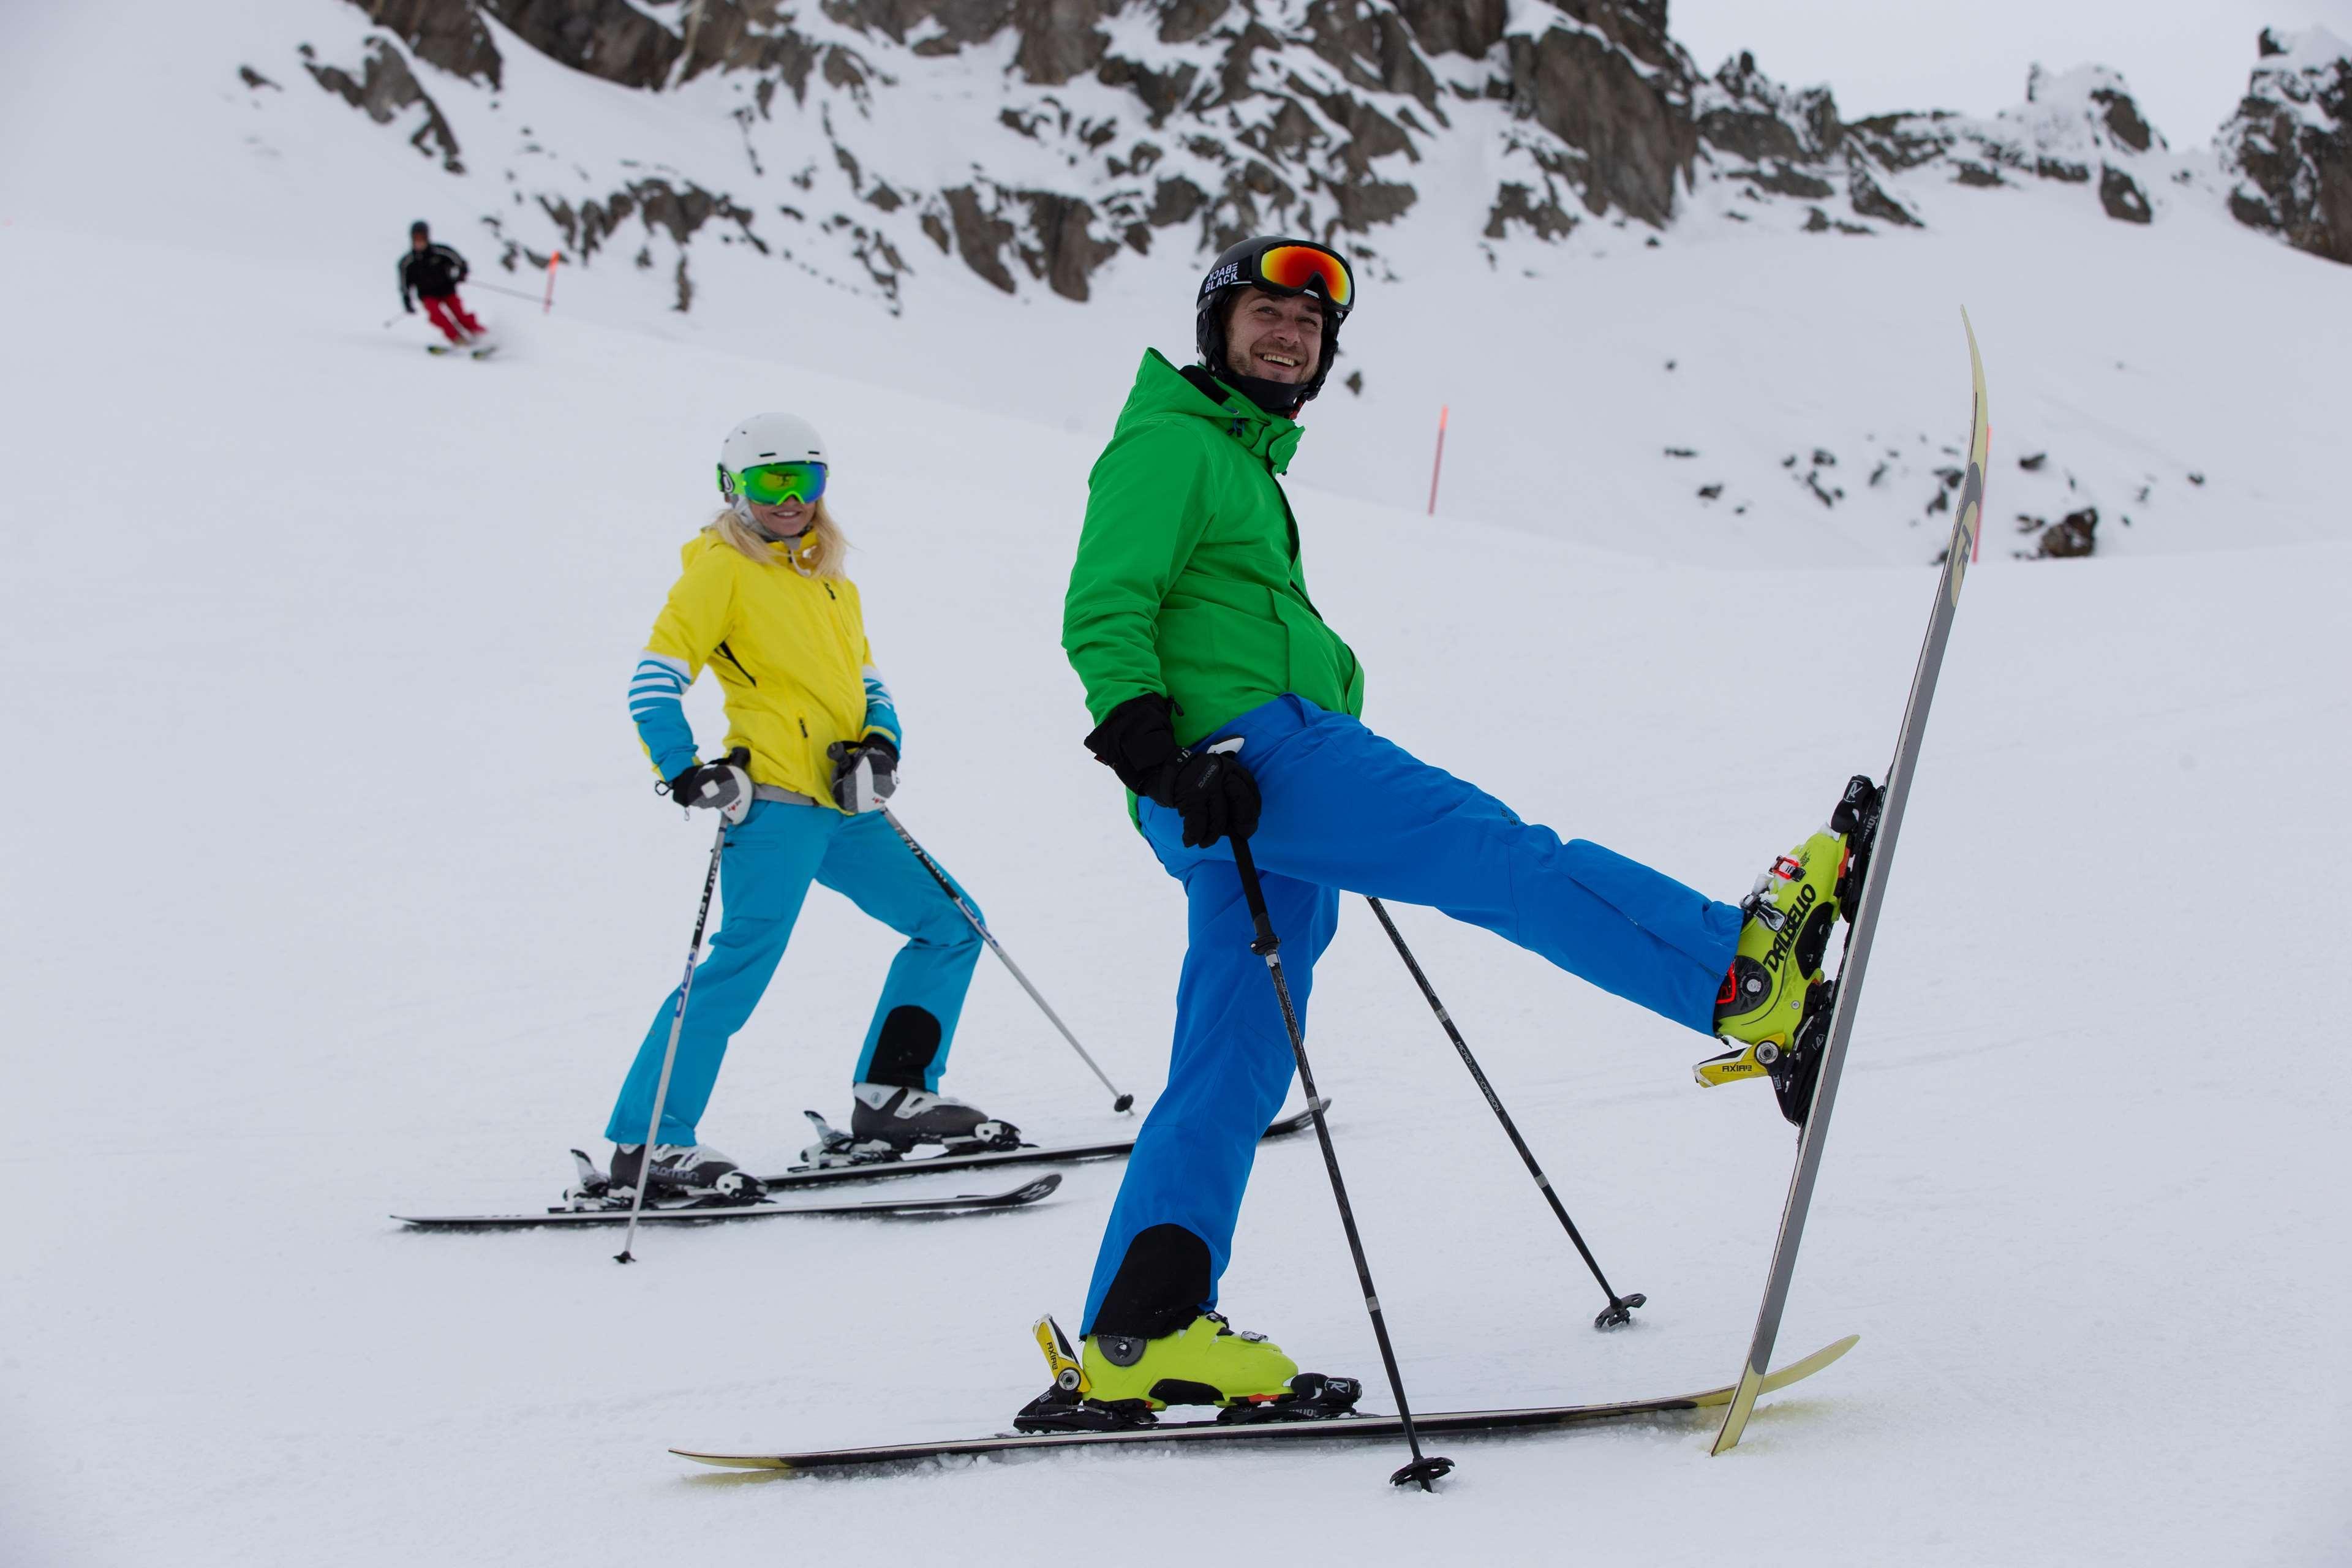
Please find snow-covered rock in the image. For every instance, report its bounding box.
[2220,25,2352,265]
[282,1,2346,323]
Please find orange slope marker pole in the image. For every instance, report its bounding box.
[543,251,563,313]
[1427,404,1449,515]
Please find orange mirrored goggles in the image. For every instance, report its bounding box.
[1252,244,1354,311]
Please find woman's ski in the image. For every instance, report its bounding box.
[1708,311,1990,1454]
[756,1105,1319,1190]
[394,1173,1060,1231]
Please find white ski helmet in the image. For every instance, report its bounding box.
[716,412,829,522]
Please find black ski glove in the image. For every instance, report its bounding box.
[665,747,752,820]
[1084,694,1261,848]
[826,737,899,813]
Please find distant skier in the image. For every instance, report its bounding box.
[398,221,486,347]
[603,413,1017,1201]
[1058,236,1856,1412]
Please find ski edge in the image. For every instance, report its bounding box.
[668,1334,1857,1473]
[392,1172,1061,1231]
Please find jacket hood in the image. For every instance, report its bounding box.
[1114,349,1304,475]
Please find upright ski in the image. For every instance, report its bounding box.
[1709,311,1990,1455]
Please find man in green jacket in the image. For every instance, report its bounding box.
[1060,236,1854,1414]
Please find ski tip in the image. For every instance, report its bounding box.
[671,1449,791,1471]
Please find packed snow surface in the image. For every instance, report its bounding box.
[4,13,2351,1561]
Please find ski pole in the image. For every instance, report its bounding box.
[1363,897,1646,1330]
[1229,837,1452,1491]
[465,279,550,305]
[614,813,729,1264]
[878,807,1134,1113]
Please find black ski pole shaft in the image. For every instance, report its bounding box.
[614,813,729,1264]
[464,279,549,304]
[1229,839,1452,1491]
[1362,897,1646,1331]
[878,807,1134,1113]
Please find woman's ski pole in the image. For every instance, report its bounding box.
[614,814,730,1264]
[878,807,1134,1113]
[1231,838,1452,1491]
[1363,897,1646,1330]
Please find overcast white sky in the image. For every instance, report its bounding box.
[1670,0,2352,146]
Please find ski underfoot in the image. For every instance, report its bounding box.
[670,1336,1859,1474]
[393,1173,1060,1231]
[757,1106,1319,1190]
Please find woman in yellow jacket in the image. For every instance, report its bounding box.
[607,412,1015,1200]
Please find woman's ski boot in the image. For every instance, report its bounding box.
[1013,1314,1360,1432]
[599,1142,766,1204]
[846,1084,1022,1155]
[1694,775,1882,1126]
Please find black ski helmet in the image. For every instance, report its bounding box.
[410,219,430,239]
[1194,236,1355,409]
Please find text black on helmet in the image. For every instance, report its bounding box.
[1194,236,1355,408]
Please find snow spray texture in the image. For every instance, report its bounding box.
[630,531,900,807]
[605,802,986,1145]
[1080,696,1742,1332]
[1065,352,1363,750]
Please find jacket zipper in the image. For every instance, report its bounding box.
[714,640,757,685]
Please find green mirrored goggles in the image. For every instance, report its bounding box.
[722,460,827,507]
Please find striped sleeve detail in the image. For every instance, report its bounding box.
[860,664,902,749]
[628,652,698,781]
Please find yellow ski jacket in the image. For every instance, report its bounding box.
[628,532,900,809]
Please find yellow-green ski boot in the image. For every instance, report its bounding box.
[1694,775,1882,1125]
[1013,1313,1360,1431]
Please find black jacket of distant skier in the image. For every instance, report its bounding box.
[399,243,469,307]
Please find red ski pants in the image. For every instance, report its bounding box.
[420,293,484,344]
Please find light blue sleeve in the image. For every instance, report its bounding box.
[628,652,698,781]
[861,664,902,750]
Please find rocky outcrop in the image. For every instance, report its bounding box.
[1506,21,1695,226]
[301,39,463,172]
[1694,58,2167,235]
[288,0,2350,328]
[481,0,681,89]
[2221,27,2352,265]
[341,0,501,87]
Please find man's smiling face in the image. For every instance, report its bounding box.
[1223,287,1324,385]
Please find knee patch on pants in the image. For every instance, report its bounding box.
[864,1005,942,1088]
[1090,1224,1212,1339]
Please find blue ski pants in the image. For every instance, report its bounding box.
[1080,696,1743,1332]
[605,800,984,1147]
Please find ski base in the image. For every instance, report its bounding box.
[671,1335,1857,1474]
[394,1173,1059,1231]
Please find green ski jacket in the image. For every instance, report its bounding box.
[1063,350,1365,747]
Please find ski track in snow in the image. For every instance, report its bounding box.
[3,47,2351,1567]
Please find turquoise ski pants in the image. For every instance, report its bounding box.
[1082,696,1742,1332]
[605,801,984,1147]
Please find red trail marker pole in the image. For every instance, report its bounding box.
[1426,404,1449,516]
[543,251,563,313]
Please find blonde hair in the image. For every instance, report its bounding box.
[706,499,849,578]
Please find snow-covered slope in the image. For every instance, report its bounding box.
[4,207,2351,1564]
[2,2,2347,568]
[4,3,2350,1562]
